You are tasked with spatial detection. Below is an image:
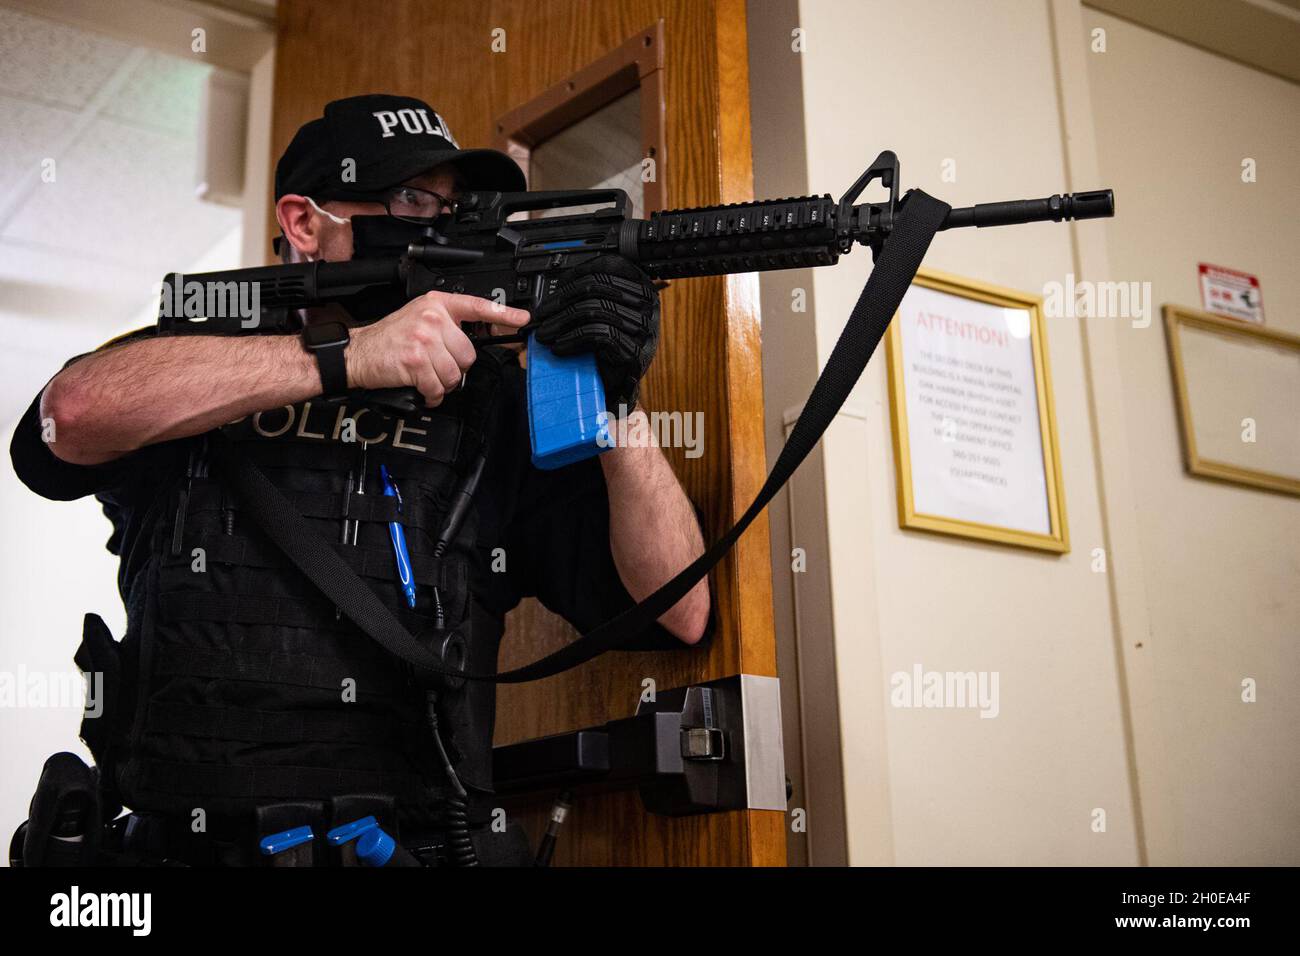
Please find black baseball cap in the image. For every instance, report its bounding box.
[274,93,526,201]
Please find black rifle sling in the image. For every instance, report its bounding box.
[214,189,951,684]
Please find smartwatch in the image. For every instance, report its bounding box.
[301,321,350,398]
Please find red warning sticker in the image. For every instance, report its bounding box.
[1198,263,1264,324]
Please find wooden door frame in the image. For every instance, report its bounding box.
[269,0,784,866]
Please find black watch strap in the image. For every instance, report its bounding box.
[301,321,350,397]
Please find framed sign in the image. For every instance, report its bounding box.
[1164,305,1300,497]
[885,268,1069,553]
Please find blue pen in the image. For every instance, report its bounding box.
[379,464,417,610]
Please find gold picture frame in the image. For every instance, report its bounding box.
[885,267,1069,553]
[1164,305,1300,497]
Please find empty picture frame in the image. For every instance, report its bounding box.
[1164,305,1300,497]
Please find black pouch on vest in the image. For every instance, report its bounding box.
[72,613,121,772]
[22,752,103,866]
[470,821,533,867]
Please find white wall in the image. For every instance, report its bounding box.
[240,46,276,268]
[753,0,1299,866]
[1084,10,1300,866]
[0,227,241,840]
[0,5,273,847]
[797,0,1138,865]
[756,0,1137,865]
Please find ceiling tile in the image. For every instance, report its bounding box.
[3,115,239,277]
[100,51,211,135]
[0,94,79,195]
[0,8,132,109]
[0,10,244,431]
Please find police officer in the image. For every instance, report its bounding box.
[9,94,710,866]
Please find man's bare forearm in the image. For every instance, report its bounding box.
[41,334,323,466]
[599,422,710,644]
[38,292,532,466]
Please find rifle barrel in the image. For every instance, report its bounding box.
[942,189,1113,230]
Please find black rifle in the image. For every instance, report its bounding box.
[158,151,1112,468]
[162,152,1114,682]
[161,150,1112,326]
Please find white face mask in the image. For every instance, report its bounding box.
[296,196,352,263]
[307,196,351,226]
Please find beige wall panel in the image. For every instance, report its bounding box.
[778,0,1140,865]
[1085,10,1300,865]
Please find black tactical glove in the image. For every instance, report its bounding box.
[531,254,660,413]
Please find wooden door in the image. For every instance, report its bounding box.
[271,0,782,866]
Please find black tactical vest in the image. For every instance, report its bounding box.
[97,354,506,822]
